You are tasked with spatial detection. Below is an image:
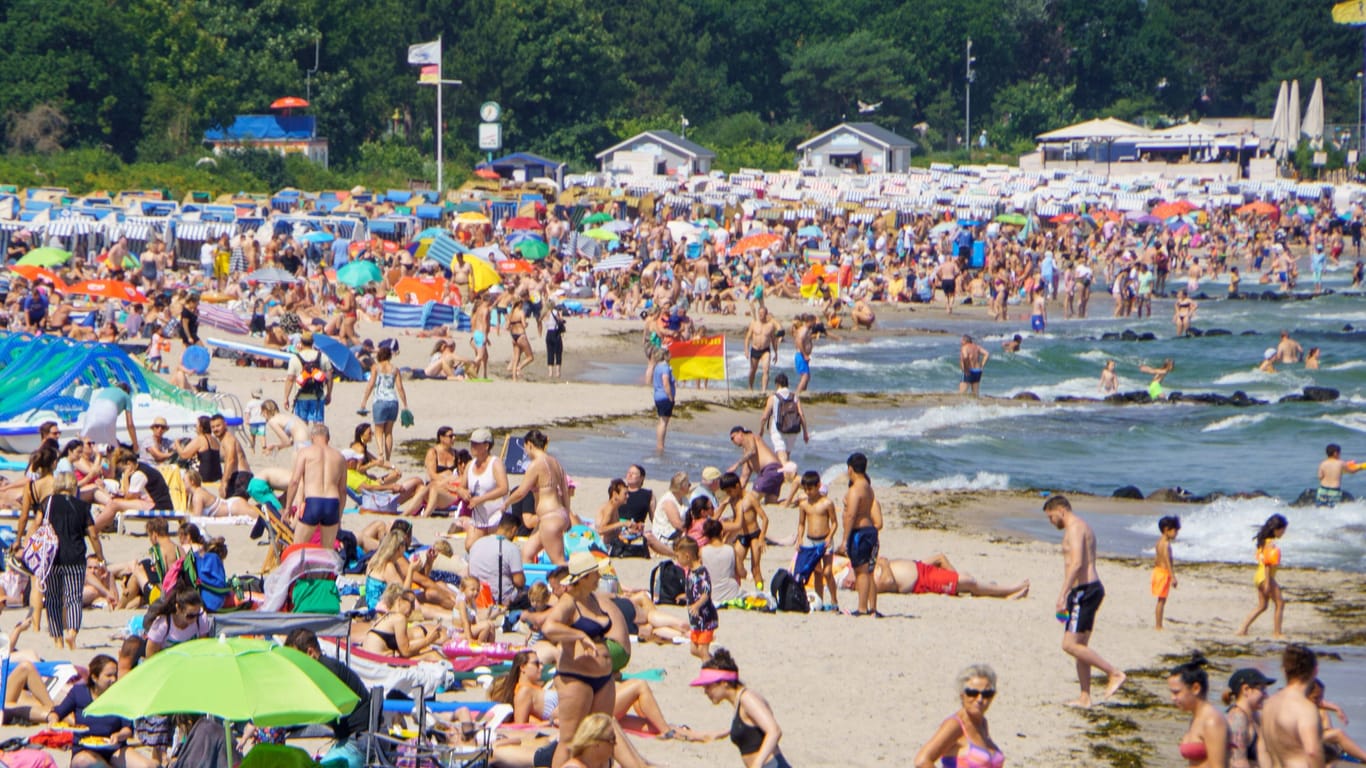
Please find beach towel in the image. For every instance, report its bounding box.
[158,465,188,512]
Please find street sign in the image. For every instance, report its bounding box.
[478,122,502,151]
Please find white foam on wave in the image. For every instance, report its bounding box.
[813,356,946,373]
[902,471,1011,492]
[1077,349,1111,363]
[1318,412,1366,434]
[932,434,994,447]
[1200,413,1271,433]
[1304,311,1366,323]
[1003,377,1110,400]
[1327,360,1366,371]
[812,402,1071,443]
[1125,496,1366,569]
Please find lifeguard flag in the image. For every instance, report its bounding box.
[668,334,726,381]
[419,65,440,84]
[408,39,441,65]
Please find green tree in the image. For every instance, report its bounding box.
[988,76,1076,149]
[780,30,917,131]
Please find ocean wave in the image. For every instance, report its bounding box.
[1304,311,1366,323]
[813,356,946,373]
[813,403,1068,443]
[1327,360,1366,371]
[1077,349,1112,363]
[1200,413,1271,433]
[902,471,1011,492]
[1125,496,1366,570]
[932,435,995,447]
[1003,377,1110,400]
[1318,412,1366,434]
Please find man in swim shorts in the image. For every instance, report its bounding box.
[726,426,786,503]
[285,423,347,554]
[958,335,989,397]
[850,555,1030,599]
[793,314,814,393]
[840,452,882,617]
[743,306,781,391]
[1317,443,1359,507]
[1044,495,1125,706]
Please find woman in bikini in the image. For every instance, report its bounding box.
[1165,654,1228,767]
[402,426,466,518]
[913,663,1004,768]
[491,650,559,724]
[507,298,534,380]
[693,648,790,768]
[361,586,447,660]
[505,428,573,565]
[185,469,255,518]
[1173,289,1198,337]
[175,416,223,492]
[542,551,630,768]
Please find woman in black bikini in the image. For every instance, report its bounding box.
[691,648,790,768]
[543,551,630,768]
[361,587,446,660]
[507,298,534,381]
[175,416,223,490]
[402,427,470,518]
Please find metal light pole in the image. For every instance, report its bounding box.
[415,35,462,193]
[1357,72,1363,151]
[965,39,976,160]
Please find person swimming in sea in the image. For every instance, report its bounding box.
[1140,359,1174,401]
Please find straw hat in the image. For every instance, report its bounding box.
[562,551,609,585]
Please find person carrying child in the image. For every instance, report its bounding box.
[673,537,717,660]
[1152,515,1179,630]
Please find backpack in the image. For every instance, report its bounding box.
[649,561,687,605]
[776,393,802,434]
[770,568,810,613]
[295,352,326,397]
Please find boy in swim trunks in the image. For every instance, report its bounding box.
[794,471,838,611]
[1317,443,1359,507]
[674,537,717,660]
[1152,515,1180,630]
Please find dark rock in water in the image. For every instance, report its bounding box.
[1101,332,1121,341]
[1224,490,1272,500]
[1138,332,1157,341]
[1054,395,1101,403]
[1121,329,1139,341]
[1228,391,1265,407]
[1345,324,1356,332]
[1171,392,1232,406]
[1012,391,1041,401]
[1106,391,1152,404]
[1261,290,1285,301]
[1241,330,1260,336]
[1187,327,1204,337]
[1147,487,1200,503]
[1279,394,1307,403]
[1112,485,1144,500]
[1291,488,1357,507]
[1204,329,1232,336]
[1302,386,1339,402]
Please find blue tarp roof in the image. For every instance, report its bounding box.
[204,115,316,141]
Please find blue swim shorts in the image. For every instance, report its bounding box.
[794,352,810,376]
[301,497,341,526]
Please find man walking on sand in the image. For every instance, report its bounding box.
[1044,495,1125,707]
[1262,644,1325,768]
[285,423,347,553]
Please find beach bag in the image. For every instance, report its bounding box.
[776,393,802,434]
[291,578,340,614]
[15,494,58,583]
[649,561,686,605]
[770,568,809,613]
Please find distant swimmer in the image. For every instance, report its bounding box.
[1099,360,1119,395]
[1316,443,1360,507]
[1140,358,1174,400]
[1304,347,1321,370]
[844,555,1029,599]
[1259,349,1278,374]
[1002,334,1023,354]
[1173,289,1197,337]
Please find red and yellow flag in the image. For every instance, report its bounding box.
[668,334,726,381]
[419,65,440,84]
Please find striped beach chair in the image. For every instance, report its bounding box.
[116,509,185,536]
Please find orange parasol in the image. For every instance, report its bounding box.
[1151,200,1196,219]
[9,265,66,290]
[730,232,784,254]
[64,279,149,304]
[497,259,535,275]
[473,168,500,180]
[392,276,447,305]
[1236,201,1279,217]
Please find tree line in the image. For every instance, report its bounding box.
[0,0,1358,186]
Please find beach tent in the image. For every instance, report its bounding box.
[1035,118,1148,142]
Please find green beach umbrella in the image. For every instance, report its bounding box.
[995,213,1027,226]
[85,636,358,766]
[583,228,620,242]
[336,260,382,288]
[16,247,71,267]
[518,239,550,261]
[582,212,614,226]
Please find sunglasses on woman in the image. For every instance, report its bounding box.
[963,688,996,699]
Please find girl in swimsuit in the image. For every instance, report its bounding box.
[1236,514,1288,637]
[403,427,470,518]
[542,552,630,768]
[693,648,790,768]
[913,663,1005,768]
[1166,654,1229,767]
[453,576,501,643]
[361,587,446,660]
[491,650,560,724]
[505,428,573,565]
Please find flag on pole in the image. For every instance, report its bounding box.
[668,335,726,381]
[419,65,440,84]
[407,39,441,65]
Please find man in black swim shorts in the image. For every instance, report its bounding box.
[285,423,348,554]
[840,452,883,617]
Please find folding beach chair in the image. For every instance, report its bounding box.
[116,509,186,536]
[359,685,497,768]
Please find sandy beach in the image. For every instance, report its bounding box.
[1,294,1361,768]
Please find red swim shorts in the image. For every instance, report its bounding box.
[912,560,960,596]
[690,629,715,645]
